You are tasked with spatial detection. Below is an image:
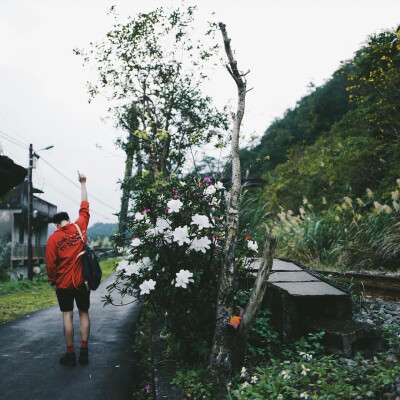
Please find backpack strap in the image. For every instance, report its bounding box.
[73,223,87,290]
[73,223,84,243]
[74,223,85,259]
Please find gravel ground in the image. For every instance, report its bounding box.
[339,297,400,399]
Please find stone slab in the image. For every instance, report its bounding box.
[269,271,319,283]
[272,281,347,296]
[247,258,302,271]
[272,259,303,271]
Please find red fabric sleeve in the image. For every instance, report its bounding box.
[46,236,57,283]
[75,201,90,234]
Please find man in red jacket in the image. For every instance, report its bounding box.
[46,172,90,366]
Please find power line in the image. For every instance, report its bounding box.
[0,106,45,149]
[44,179,116,221]
[39,155,118,212]
[95,144,126,159]
[0,130,28,150]
[0,124,120,214]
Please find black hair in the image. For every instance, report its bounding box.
[52,212,70,224]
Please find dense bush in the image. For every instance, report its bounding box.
[268,181,400,270]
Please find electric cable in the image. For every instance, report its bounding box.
[39,155,118,211]
[95,144,126,159]
[43,179,116,221]
[0,125,119,214]
[0,130,28,150]
[0,106,44,149]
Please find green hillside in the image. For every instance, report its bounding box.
[87,222,118,238]
[243,27,400,213]
[242,27,400,270]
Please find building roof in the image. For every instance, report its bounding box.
[0,155,27,196]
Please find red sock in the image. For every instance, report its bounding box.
[81,341,88,348]
[67,345,75,354]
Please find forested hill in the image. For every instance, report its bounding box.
[242,27,400,212]
[87,222,118,238]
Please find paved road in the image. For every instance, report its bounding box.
[0,268,141,400]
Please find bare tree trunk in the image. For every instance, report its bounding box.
[231,235,277,371]
[208,22,247,389]
[119,151,134,235]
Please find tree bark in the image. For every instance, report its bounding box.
[208,22,247,389]
[118,150,134,235]
[231,235,277,371]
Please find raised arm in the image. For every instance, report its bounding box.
[78,171,88,202]
[76,172,90,230]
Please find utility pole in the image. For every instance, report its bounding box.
[27,144,33,280]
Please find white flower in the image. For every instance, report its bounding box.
[211,197,220,206]
[241,382,249,389]
[300,392,309,399]
[172,226,191,246]
[135,212,145,221]
[131,238,142,247]
[138,257,153,271]
[155,218,171,233]
[179,181,186,186]
[163,230,173,243]
[191,214,211,230]
[146,228,158,237]
[204,185,216,195]
[139,279,156,294]
[124,263,142,276]
[167,199,183,213]
[301,364,310,376]
[247,240,258,252]
[189,236,211,253]
[175,269,194,288]
[250,376,258,384]
[281,370,290,379]
[240,366,247,377]
[215,181,224,190]
[299,352,313,361]
[116,263,125,272]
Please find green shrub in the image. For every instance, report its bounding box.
[267,182,400,270]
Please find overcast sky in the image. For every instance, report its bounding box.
[0,0,399,225]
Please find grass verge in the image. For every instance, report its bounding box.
[0,257,120,324]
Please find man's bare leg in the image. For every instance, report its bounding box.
[79,310,90,342]
[63,311,74,346]
[78,310,90,364]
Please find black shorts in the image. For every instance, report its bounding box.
[56,284,90,312]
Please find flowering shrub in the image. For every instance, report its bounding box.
[107,174,228,359]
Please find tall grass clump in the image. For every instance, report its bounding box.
[267,180,400,270]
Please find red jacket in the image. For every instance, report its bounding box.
[46,201,90,289]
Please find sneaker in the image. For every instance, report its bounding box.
[78,347,89,365]
[59,352,76,366]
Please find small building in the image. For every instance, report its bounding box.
[0,180,56,279]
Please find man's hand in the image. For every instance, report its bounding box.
[78,171,88,202]
[78,171,87,184]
